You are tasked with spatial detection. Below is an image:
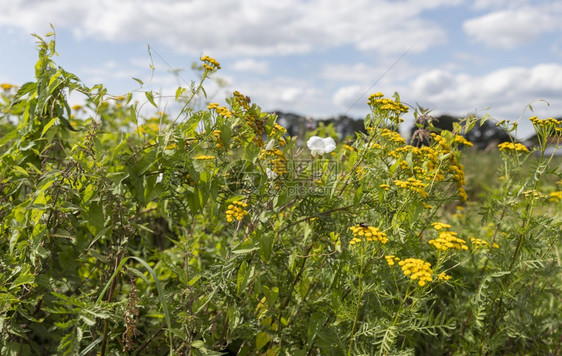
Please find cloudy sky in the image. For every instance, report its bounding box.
[1,0,562,139]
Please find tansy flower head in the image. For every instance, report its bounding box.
[470,237,499,249]
[398,258,433,287]
[385,255,401,266]
[431,222,451,230]
[201,55,221,71]
[498,142,529,153]
[349,224,388,244]
[548,191,562,202]
[428,230,469,251]
[226,201,249,222]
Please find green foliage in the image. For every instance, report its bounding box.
[0,32,561,355]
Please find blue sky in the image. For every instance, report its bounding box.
[2,0,562,139]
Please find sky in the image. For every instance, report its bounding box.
[1,0,562,139]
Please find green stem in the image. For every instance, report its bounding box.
[348,245,366,354]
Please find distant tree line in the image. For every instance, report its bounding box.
[274,111,518,150]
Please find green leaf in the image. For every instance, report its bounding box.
[10,266,34,289]
[256,331,272,350]
[236,261,249,296]
[132,77,144,86]
[40,117,58,137]
[12,165,29,177]
[87,202,104,235]
[145,91,158,108]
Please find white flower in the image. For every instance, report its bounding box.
[307,136,336,157]
[266,167,278,179]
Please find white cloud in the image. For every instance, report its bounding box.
[280,87,303,103]
[0,0,453,57]
[463,3,562,48]
[332,85,365,109]
[404,63,562,137]
[231,59,270,74]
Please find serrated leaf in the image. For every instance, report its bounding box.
[41,117,58,137]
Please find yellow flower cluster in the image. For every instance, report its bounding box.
[226,201,248,222]
[385,255,401,266]
[194,155,215,160]
[367,92,409,119]
[245,113,266,147]
[498,142,529,153]
[1,83,16,90]
[349,224,388,245]
[207,103,232,118]
[201,55,221,71]
[548,191,562,202]
[271,123,286,136]
[437,272,452,281]
[394,178,428,198]
[429,230,469,251]
[355,166,365,179]
[269,122,287,146]
[453,135,473,147]
[530,116,561,130]
[470,237,499,249]
[423,202,433,209]
[395,145,444,182]
[379,184,390,191]
[431,133,468,200]
[398,258,433,287]
[381,128,406,144]
[213,130,224,149]
[431,222,451,230]
[522,190,545,200]
[260,148,288,176]
[233,91,251,110]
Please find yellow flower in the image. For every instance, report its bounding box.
[394,178,428,198]
[431,222,451,230]
[201,55,221,70]
[194,155,215,160]
[398,258,433,287]
[385,255,401,266]
[470,237,499,249]
[453,135,473,147]
[226,201,249,222]
[1,83,16,90]
[437,272,452,281]
[349,224,388,244]
[428,230,469,251]
[548,191,562,202]
[498,142,529,153]
[381,128,406,145]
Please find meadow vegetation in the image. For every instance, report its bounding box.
[0,32,561,355]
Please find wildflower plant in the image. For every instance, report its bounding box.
[0,32,559,355]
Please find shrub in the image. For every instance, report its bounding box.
[1,32,560,355]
